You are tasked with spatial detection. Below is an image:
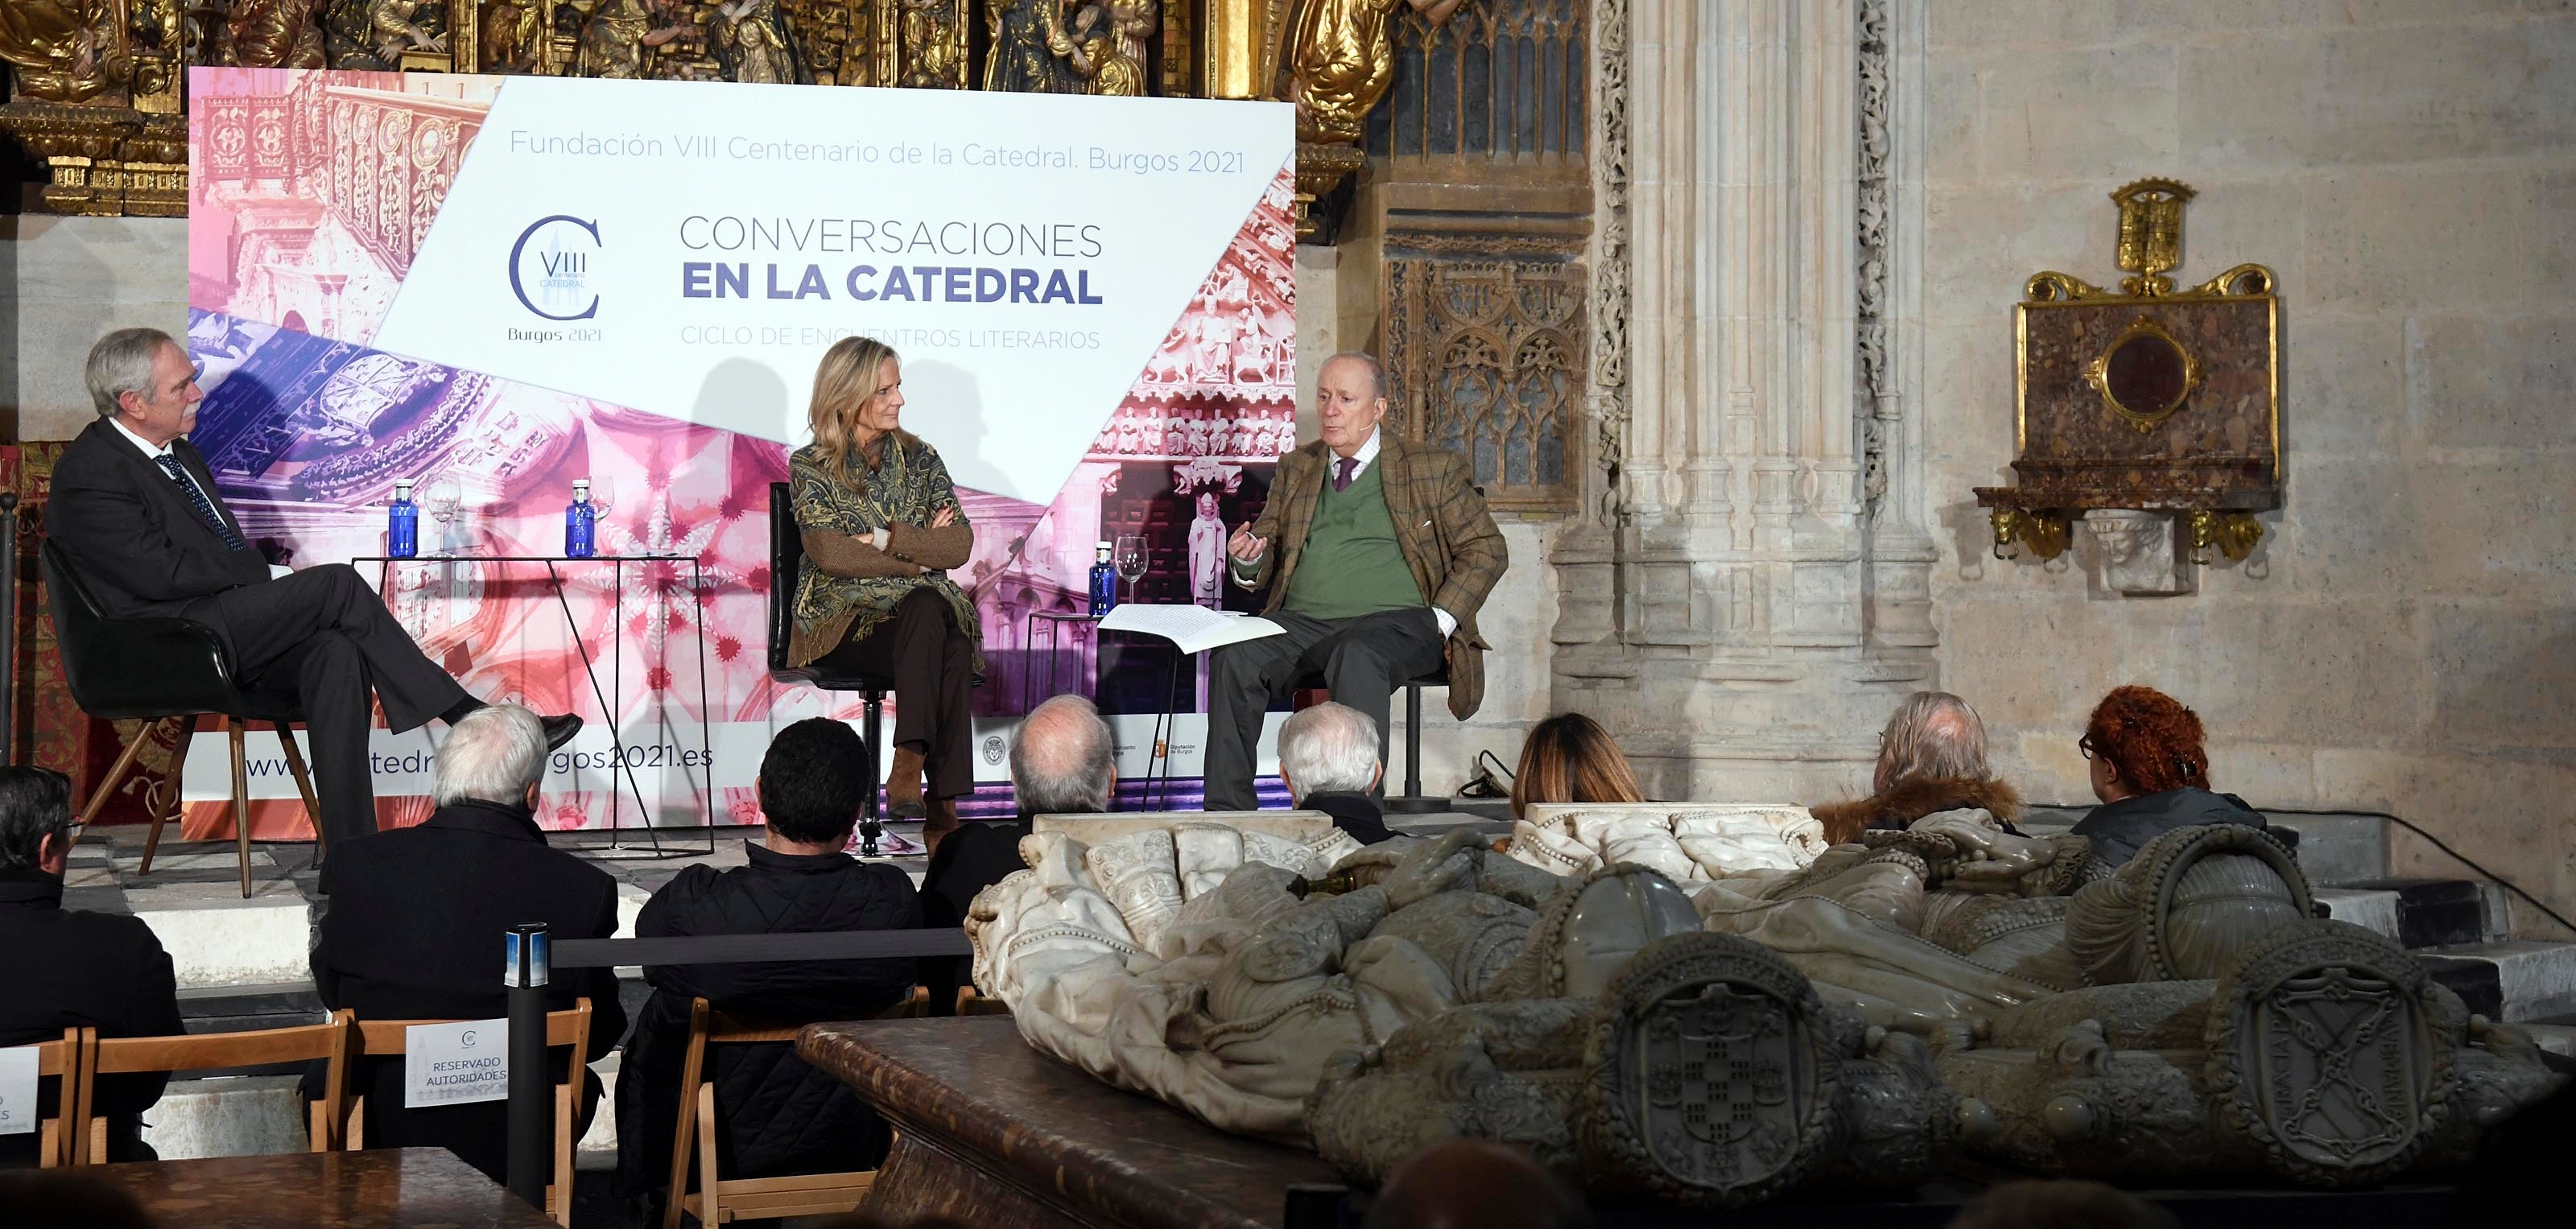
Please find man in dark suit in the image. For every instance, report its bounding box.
[615,717,920,1209]
[307,704,625,1182]
[47,328,580,848]
[0,768,184,1165]
[1275,701,1395,844]
[1211,351,1508,810]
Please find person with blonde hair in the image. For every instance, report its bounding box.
[1508,712,1646,820]
[786,336,979,836]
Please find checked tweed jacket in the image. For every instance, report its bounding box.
[1235,435,1508,718]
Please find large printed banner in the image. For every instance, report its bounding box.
[180,68,1298,835]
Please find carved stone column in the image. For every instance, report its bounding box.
[1551,0,1937,803]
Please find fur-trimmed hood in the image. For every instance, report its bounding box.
[1810,775,2025,846]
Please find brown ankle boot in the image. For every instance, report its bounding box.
[886,746,927,819]
[923,796,960,856]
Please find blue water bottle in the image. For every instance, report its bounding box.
[1088,540,1117,617]
[565,479,597,559]
[386,478,419,559]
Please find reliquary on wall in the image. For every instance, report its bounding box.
[1974,179,2281,595]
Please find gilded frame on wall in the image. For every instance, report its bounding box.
[2005,262,2281,507]
[1977,179,2283,565]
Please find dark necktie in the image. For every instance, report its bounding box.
[156,453,246,551]
[1333,456,1356,493]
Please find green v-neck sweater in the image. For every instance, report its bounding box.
[1282,460,1428,620]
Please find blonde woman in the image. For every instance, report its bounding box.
[786,337,980,834]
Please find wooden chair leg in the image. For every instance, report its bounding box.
[695,1081,722,1227]
[663,1001,710,1229]
[156,714,200,831]
[552,1084,574,1226]
[275,722,324,858]
[229,719,254,898]
[79,718,159,829]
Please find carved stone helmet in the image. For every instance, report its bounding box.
[2066,823,2314,985]
[1490,864,1703,1000]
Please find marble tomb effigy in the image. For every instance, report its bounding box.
[964,812,2565,1207]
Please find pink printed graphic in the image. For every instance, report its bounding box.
[180,69,1297,837]
[189,68,498,345]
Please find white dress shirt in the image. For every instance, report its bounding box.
[1233,427,1455,637]
[110,418,291,577]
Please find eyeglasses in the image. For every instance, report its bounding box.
[2078,735,2099,761]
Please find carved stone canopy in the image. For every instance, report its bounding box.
[1974,179,2278,568]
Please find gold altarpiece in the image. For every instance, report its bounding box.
[1,0,1430,221]
[1364,0,1591,514]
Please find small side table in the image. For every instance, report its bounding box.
[357,553,716,856]
[1024,609,1101,710]
[1024,608,1188,806]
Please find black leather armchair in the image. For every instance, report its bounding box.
[766,482,894,842]
[41,539,322,896]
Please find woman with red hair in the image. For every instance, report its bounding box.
[2069,685,2268,867]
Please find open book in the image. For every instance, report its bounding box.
[1096,603,1286,654]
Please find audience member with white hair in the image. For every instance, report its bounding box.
[1277,701,1395,843]
[305,704,626,1183]
[1810,691,2022,845]
[1009,693,1119,815]
[917,694,1119,1015]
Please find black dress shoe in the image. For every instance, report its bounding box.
[540,714,584,751]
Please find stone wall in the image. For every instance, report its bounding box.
[1918,0,2576,928]
[1298,244,1567,795]
[3,215,190,441]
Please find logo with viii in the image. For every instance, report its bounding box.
[509,215,602,321]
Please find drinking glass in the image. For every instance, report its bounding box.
[1114,534,1147,604]
[422,476,463,556]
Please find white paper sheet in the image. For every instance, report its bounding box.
[405,1018,510,1108]
[0,1045,37,1136]
[1096,604,1287,654]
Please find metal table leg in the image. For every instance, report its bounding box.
[545,560,655,852]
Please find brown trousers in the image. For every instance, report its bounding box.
[814,588,976,799]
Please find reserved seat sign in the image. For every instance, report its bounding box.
[406,1019,510,1108]
[0,1045,35,1135]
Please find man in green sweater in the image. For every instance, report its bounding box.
[1208,353,1509,811]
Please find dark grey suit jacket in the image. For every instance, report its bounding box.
[48,418,268,619]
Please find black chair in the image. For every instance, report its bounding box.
[1292,662,1453,815]
[40,539,323,897]
[766,482,894,843]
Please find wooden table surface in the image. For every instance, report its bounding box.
[76,1148,555,1228]
[802,1015,1347,1229]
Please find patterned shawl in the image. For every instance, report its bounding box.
[787,434,983,670]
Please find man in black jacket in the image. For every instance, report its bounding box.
[0,769,184,1165]
[916,694,1117,1013]
[306,705,626,1182]
[48,328,580,848]
[614,717,922,1208]
[1275,701,1395,845]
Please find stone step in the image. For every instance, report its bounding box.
[2313,879,2509,950]
[2018,806,2390,889]
[139,1074,312,1160]
[2520,1022,2576,1061]
[2413,941,2576,1024]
